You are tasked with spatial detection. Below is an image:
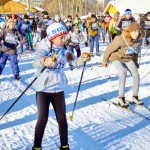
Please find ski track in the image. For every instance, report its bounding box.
[0,37,150,150]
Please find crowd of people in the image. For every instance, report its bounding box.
[0,9,150,150]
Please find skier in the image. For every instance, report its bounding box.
[32,22,91,150]
[65,15,73,32]
[5,15,10,25]
[28,11,36,50]
[33,13,40,47]
[115,9,136,35]
[65,23,88,57]
[104,11,112,43]
[102,22,143,107]
[78,18,84,32]
[109,12,119,40]
[0,22,6,31]
[11,13,18,24]
[73,15,79,24]
[87,14,103,56]
[140,12,150,46]
[16,15,32,54]
[0,19,24,80]
[83,12,92,44]
[98,12,105,42]
[38,11,50,40]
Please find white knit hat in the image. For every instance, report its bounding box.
[46,23,68,41]
[55,15,61,20]
[0,22,6,27]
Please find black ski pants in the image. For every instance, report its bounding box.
[34,91,68,147]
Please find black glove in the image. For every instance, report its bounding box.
[85,42,88,47]
[65,40,69,46]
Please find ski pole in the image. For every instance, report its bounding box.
[69,61,86,121]
[140,71,150,81]
[0,42,54,121]
[0,67,47,121]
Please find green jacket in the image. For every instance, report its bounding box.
[109,19,117,34]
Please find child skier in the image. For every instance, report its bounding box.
[102,22,143,107]
[38,11,50,40]
[0,19,24,80]
[87,14,103,56]
[28,11,36,50]
[109,12,119,40]
[65,23,88,57]
[65,15,73,32]
[115,9,136,35]
[16,15,32,54]
[140,11,150,46]
[104,11,112,43]
[32,22,90,150]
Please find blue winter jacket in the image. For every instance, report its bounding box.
[16,20,32,35]
[0,18,5,23]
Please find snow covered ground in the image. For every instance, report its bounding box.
[0,39,150,150]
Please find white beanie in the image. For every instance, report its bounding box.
[55,15,61,20]
[46,23,68,41]
[88,12,92,17]
[1,22,6,27]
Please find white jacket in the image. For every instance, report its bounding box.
[33,37,85,93]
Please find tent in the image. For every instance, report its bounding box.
[104,0,150,16]
[0,0,44,15]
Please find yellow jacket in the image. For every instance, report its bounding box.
[87,21,103,36]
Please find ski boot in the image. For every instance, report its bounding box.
[90,52,94,57]
[118,97,129,108]
[15,76,21,81]
[32,146,42,150]
[96,52,101,56]
[132,96,143,105]
[60,144,70,150]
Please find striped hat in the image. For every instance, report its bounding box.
[46,22,68,41]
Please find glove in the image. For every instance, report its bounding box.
[81,52,91,62]
[65,40,69,46]
[42,57,57,67]
[85,42,88,47]
[102,61,109,67]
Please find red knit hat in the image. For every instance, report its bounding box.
[128,22,140,33]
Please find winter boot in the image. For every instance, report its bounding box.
[15,76,21,81]
[60,144,70,150]
[132,96,144,105]
[118,97,129,108]
[32,146,42,150]
[96,52,101,56]
[90,52,94,57]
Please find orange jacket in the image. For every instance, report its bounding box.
[105,15,112,28]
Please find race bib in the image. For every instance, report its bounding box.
[125,47,138,55]
[145,21,150,26]
[5,33,18,45]
[122,20,131,29]
[42,19,49,25]
[92,22,98,30]
[66,22,72,26]
[28,20,33,25]
[22,24,28,29]
[105,17,110,22]
[47,49,66,72]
